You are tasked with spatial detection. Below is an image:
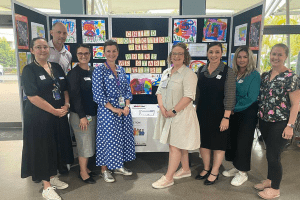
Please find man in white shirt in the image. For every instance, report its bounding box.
[48,22,72,74]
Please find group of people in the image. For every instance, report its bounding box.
[20,22,299,200]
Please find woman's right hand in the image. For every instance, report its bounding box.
[79,117,89,131]
[53,108,68,118]
[159,105,168,118]
[112,107,123,117]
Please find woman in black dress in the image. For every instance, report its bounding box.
[21,38,73,200]
[195,42,236,185]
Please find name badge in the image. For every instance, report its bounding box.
[84,77,91,81]
[109,74,114,79]
[216,75,222,79]
[39,75,46,80]
[277,77,285,81]
[238,79,244,83]
[161,80,169,88]
[59,77,65,80]
[119,96,125,107]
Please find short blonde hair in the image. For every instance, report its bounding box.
[167,42,191,66]
[232,46,257,78]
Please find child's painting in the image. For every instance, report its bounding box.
[173,19,197,43]
[52,19,77,43]
[15,14,29,49]
[203,18,227,42]
[249,15,262,50]
[130,74,153,95]
[82,20,106,43]
[93,46,105,59]
[189,60,207,73]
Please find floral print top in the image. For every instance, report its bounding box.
[258,70,300,122]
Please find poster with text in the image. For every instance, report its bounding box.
[130,74,153,95]
[31,22,45,39]
[188,43,207,57]
[52,19,77,43]
[173,19,197,43]
[93,46,105,59]
[203,18,227,42]
[133,117,147,146]
[189,60,207,73]
[82,20,106,43]
[249,15,262,50]
[234,23,247,46]
[15,14,29,49]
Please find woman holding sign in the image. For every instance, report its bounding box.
[92,40,135,183]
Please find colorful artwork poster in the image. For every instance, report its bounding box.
[249,15,262,50]
[133,117,147,146]
[15,14,29,49]
[152,74,162,86]
[93,46,105,59]
[19,52,27,74]
[82,20,106,43]
[189,60,207,73]
[52,19,77,43]
[130,74,153,95]
[234,23,247,46]
[221,43,228,57]
[31,22,45,39]
[173,19,197,43]
[230,53,235,68]
[125,74,130,84]
[203,18,227,42]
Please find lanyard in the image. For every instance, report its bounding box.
[105,62,120,87]
[35,60,60,90]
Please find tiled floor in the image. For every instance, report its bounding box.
[1,128,300,200]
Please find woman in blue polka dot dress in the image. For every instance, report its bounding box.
[92,40,136,183]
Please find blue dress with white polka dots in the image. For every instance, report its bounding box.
[92,64,136,169]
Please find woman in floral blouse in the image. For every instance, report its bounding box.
[255,43,300,199]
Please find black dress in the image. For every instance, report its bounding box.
[196,65,230,151]
[21,62,74,181]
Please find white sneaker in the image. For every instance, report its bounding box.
[50,176,69,189]
[42,187,61,200]
[222,168,239,177]
[231,171,248,186]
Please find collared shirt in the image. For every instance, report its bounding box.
[48,40,72,74]
[258,70,300,122]
[195,62,236,110]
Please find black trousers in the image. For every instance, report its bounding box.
[259,119,288,189]
[225,102,258,171]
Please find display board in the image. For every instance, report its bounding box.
[172,16,232,73]
[48,16,109,70]
[112,17,169,104]
[230,3,264,68]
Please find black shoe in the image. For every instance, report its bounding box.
[89,171,97,177]
[58,164,69,175]
[204,173,219,185]
[78,175,96,184]
[195,169,211,180]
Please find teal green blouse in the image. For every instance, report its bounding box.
[234,70,261,112]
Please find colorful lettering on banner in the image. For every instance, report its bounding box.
[151,30,156,36]
[138,67,144,73]
[144,67,150,73]
[117,38,124,44]
[111,37,117,42]
[159,37,165,43]
[126,67,131,73]
[165,36,171,43]
[125,54,131,60]
[135,38,141,44]
[144,54,150,60]
[138,53,144,60]
[156,67,162,73]
[160,60,166,66]
[128,44,135,51]
[132,31,138,37]
[126,31,132,37]
[148,61,154,66]
[144,30,150,37]
[118,60,125,66]
[151,54,157,60]
[135,44,141,50]
[142,60,148,66]
[123,38,129,44]
[150,67,156,73]
[125,60,130,66]
[132,54,137,60]
[141,44,148,50]
[138,31,144,37]
[141,38,147,44]
[154,60,160,66]
[147,37,153,44]
[147,44,154,50]
[129,38,135,44]
[153,37,159,43]
[132,67,138,73]
[136,60,142,66]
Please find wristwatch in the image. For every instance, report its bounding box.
[287,124,295,128]
[172,109,177,115]
[126,104,130,108]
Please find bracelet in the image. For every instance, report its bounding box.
[223,116,230,120]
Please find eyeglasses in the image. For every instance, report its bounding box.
[172,52,184,56]
[34,46,49,50]
[77,52,90,57]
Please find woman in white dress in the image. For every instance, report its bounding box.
[152,42,200,189]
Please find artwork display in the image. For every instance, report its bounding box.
[130,74,153,95]
[189,60,207,73]
[188,43,207,57]
[82,20,106,43]
[52,18,77,43]
[31,22,45,39]
[19,52,27,74]
[173,19,197,43]
[249,15,262,50]
[234,23,247,46]
[93,46,105,59]
[15,14,29,49]
[221,43,228,57]
[203,18,227,42]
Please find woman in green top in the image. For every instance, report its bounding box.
[223,46,260,186]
